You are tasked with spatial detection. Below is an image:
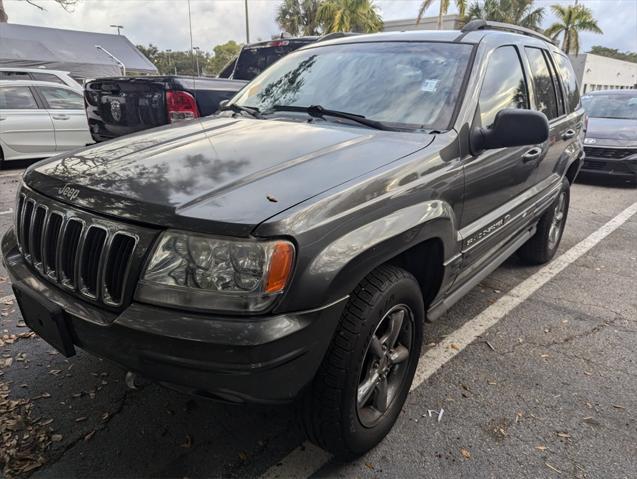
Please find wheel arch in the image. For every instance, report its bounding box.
[279,200,459,313]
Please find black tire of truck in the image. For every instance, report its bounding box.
[299,264,424,458]
[518,177,571,265]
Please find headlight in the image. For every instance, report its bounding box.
[136,231,295,313]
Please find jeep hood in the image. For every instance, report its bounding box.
[25,117,432,236]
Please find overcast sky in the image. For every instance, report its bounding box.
[3,0,636,53]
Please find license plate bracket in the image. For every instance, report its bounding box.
[12,284,76,357]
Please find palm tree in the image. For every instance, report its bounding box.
[465,0,545,31]
[317,0,383,33]
[417,0,467,30]
[276,0,322,36]
[545,3,602,55]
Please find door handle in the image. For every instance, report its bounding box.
[52,114,70,120]
[522,147,542,163]
[562,129,576,140]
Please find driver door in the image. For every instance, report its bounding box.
[458,45,543,283]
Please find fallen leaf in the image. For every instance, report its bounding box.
[84,430,96,441]
[611,404,625,410]
[540,354,550,358]
[536,445,547,451]
[556,432,571,438]
[239,451,249,461]
[180,434,192,448]
[545,462,562,474]
[460,448,471,459]
[449,343,460,351]
[365,463,374,470]
[75,416,87,422]
[51,434,63,442]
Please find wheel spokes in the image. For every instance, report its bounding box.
[369,336,384,359]
[389,344,409,364]
[358,370,379,408]
[383,309,404,348]
[374,376,389,413]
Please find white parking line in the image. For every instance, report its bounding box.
[260,201,637,479]
[0,209,14,216]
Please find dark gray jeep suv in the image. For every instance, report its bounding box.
[1,21,584,457]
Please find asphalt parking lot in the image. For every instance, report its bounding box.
[0,165,635,479]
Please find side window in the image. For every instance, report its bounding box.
[524,47,559,120]
[0,71,31,80]
[31,72,66,85]
[37,86,84,109]
[478,46,529,128]
[0,86,39,109]
[553,53,580,112]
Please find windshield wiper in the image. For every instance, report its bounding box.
[220,103,262,119]
[264,104,395,131]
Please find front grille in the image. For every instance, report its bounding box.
[16,187,155,308]
[583,160,607,170]
[584,146,636,160]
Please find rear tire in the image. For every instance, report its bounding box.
[300,264,424,458]
[518,177,570,265]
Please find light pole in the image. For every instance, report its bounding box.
[109,24,124,35]
[244,0,250,43]
[193,46,200,76]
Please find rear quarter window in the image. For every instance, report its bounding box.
[552,53,580,112]
[31,72,66,85]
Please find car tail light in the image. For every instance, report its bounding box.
[166,90,199,123]
[267,40,289,47]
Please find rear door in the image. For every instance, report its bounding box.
[35,85,92,151]
[550,52,585,166]
[522,46,568,187]
[0,85,56,158]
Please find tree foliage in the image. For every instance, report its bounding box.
[545,4,602,55]
[589,45,637,64]
[136,41,242,77]
[465,0,545,30]
[276,0,322,36]
[417,0,467,29]
[0,0,78,22]
[317,0,383,33]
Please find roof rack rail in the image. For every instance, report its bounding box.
[461,19,556,46]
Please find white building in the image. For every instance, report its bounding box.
[383,14,463,32]
[569,53,637,94]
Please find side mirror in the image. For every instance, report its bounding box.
[471,109,549,154]
[218,99,230,110]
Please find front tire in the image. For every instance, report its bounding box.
[300,265,424,458]
[518,177,570,265]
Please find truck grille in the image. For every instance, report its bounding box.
[15,187,156,308]
[584,147,636,160]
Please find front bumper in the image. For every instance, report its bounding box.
[580,155,637,180]
[2,228,346,404]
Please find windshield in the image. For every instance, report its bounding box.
[582,92,637,120]
[233,42,474,131]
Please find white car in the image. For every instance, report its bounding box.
[0,80,92,166]
[0,68,82,93]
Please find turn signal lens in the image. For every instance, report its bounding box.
[265,241,295,293]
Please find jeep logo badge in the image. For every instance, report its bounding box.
[58,185,80,201]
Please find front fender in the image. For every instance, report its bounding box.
[282,200,458,312]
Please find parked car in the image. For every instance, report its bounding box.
[84,76,248,142]
[0,80,92,166]
[2,21,584,457]
[0,68,82,92]
[580,89,637,182]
